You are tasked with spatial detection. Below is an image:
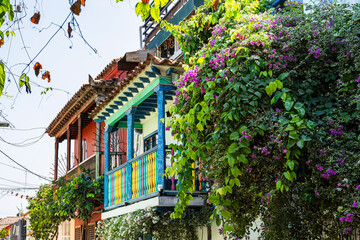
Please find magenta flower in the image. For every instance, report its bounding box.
[353,202,359,207]
[344,228,352,234]
[316,164,323,171]
[356,185,360,190]
[321,174,329,179]
[326,169,337,175]
[306,161,310,165]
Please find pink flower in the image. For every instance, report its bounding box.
[353,202,359,207]
[75,210,79,216]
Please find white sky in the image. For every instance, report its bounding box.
[0,0,142,218]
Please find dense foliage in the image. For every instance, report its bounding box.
[96,207,212,240]
[27,172,103,240]
[165,0,360,238]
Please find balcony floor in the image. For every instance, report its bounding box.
[102,195,205,220]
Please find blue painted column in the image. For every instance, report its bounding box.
[154,84,175,191]
[104,128,110,208]
[126,107,137,200]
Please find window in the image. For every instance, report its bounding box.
[111,130,120,169]
[144,132,158,152]
[82,139,87,161]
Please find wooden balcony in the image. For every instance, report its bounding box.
[104,147,206,211]
[67,154,96,180]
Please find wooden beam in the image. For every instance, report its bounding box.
[114,101,123,106]
[78,114,83,163]
[123,92,133,97]
[151,66,161,75]
[67,128,71,171]
[118,96,128,101]
[54,138,59,180]
[128,87,139,93]
[105,108,114,114]
[145,71,156,78]
[109,104,118,110]
[133,83,144,88]
[139,77,150,83]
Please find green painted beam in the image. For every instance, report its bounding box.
[117,122,142,129]
[106,77,172,126]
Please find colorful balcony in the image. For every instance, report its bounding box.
[91,56,207,217]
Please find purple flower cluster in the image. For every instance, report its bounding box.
[176,65,201,88]
[330,126,343,136]
[355,75,360,83]
[339,214,353,222]
[209,54,225,70]
[308,47,322,59]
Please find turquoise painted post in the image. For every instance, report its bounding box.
[126,107,137,200]
[104,129,110,208]
[154,85,175,191]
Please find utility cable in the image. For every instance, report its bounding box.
[0,149,51,181]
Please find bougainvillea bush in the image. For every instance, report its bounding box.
[96,207,212,240]
[27,172,103,240]
[165,0,360,238]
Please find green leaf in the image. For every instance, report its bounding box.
[296,139,304,149]
[287,160,295,170]
[160,0,168,7]
[268,69,273,78]
[228,157,235,167]
[229,131,239,141]
[208,195,220,204]
[284,171,293,182]
[196,122,204,131]
[284,99,294,111]
[231,167,241,177]
[271,91,282,105]
[221,210,231,219]
[154,0,160,7]
[276,180,282,190]
[0,62,4,97]
[274,80,283,89]
[228,142,239,153]
[285,125,294,131]
[278,72,289,80]
[150,6,160,22]
[306,121,314,130]
[8,5,14,21]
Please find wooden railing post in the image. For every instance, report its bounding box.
[126,107,137,200]
[104,129,110,208]
[155,84,176,191]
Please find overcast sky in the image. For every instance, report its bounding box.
[0,0,142,218]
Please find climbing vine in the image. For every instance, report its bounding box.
[27,172,103,240]
[96,206,212,240]
[165,0,360,238]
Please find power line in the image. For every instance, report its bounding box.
[0,126,45,131]
[0,132,45,147]
[0,161,28,172]
[0,176,39,187]
[0,149,51,181]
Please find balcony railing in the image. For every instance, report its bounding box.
[105,146,206,209]
[67,154,96,180]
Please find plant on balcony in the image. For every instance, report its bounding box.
[27,171,103,240]
[165,0,360,238]
[96,206,212,240]
[0,228,10,238]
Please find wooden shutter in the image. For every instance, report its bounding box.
[87,223,96,240]
[75,226,81,240]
